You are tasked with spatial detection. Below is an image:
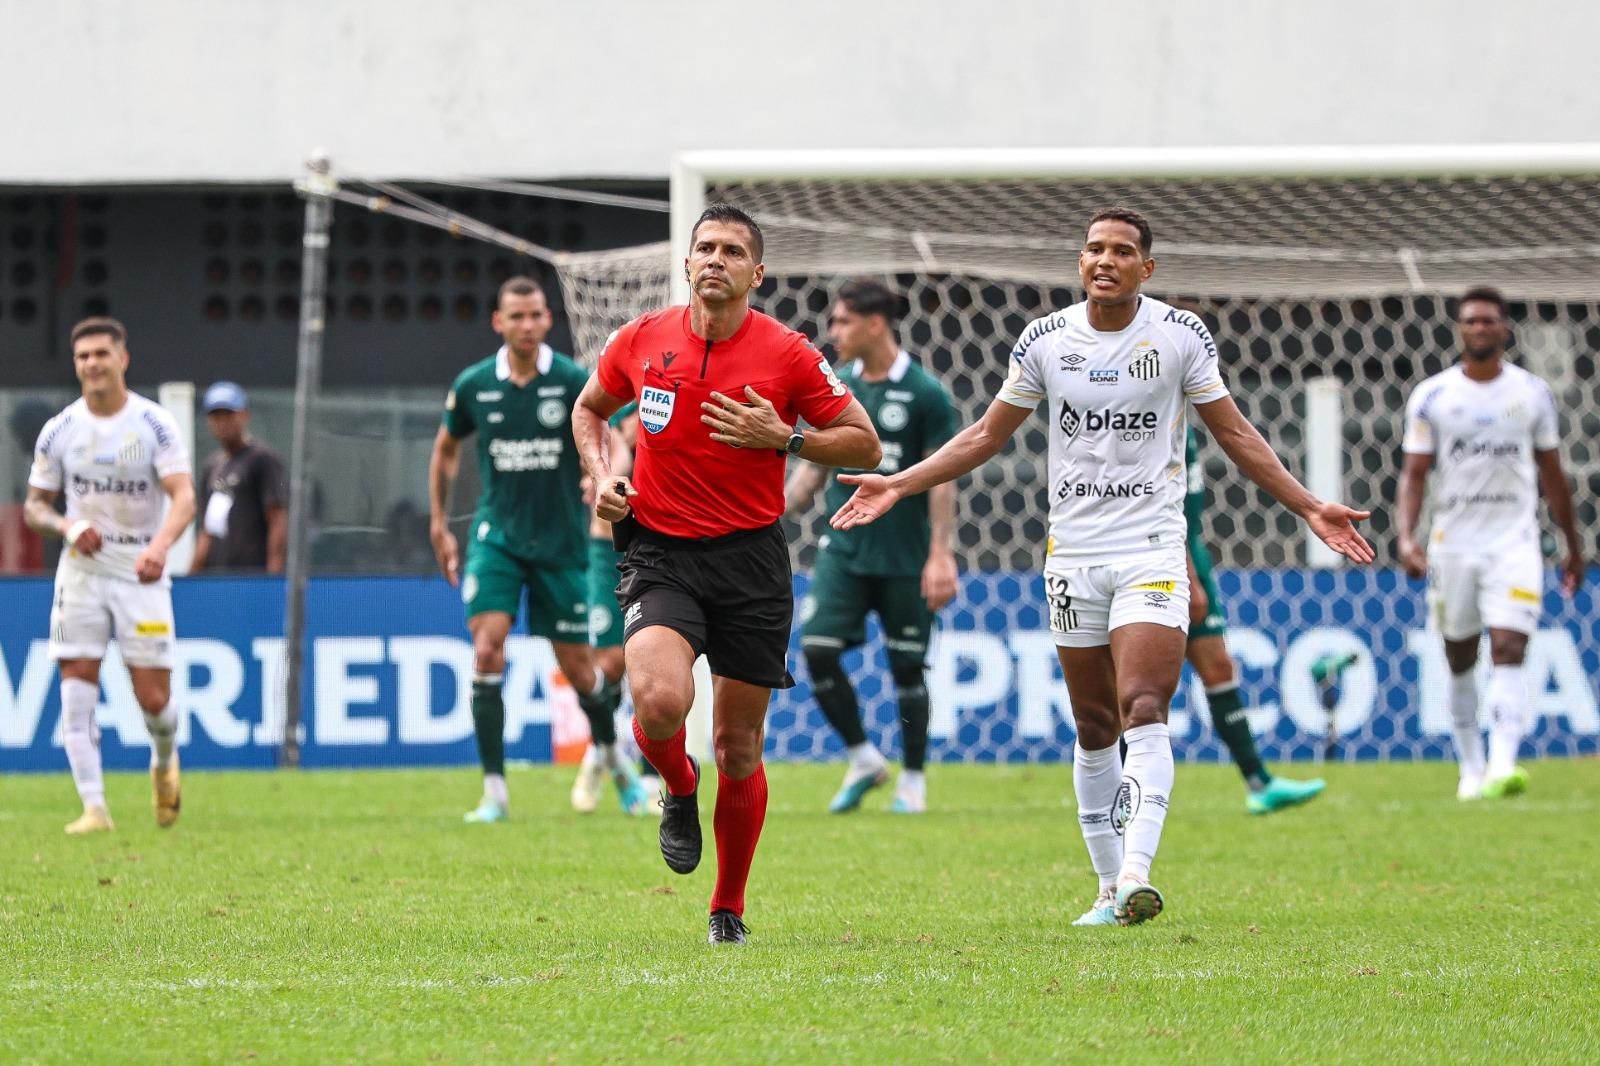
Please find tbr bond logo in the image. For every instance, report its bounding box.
[1090,369,1119,385]
[1129,344,1161,380]
[878,402,909,432]
[639,385,675,433]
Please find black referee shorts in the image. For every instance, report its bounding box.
[614,518,795,690]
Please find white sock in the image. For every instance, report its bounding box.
[1072,741,1124,892]
[597,742,623,770]
[1485,664,1527,779]
[1448,668,1485,782]
[144,703,178,770]
[1119,723,1174,884]
[484,773,509,807]
[897,769,926,801]
[60,678,106,809]
[848,742,884,772]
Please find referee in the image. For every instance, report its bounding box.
[573,203,881,946]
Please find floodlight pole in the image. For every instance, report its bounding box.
[281,150,336,768]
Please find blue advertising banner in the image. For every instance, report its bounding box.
[2,571,1596,771]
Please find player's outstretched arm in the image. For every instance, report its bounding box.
[1194,396,1375,564]
[832,398,1030,531]
[1536,448,1586,595]
[1394,452,1433,578]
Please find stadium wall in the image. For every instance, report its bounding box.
[2,571,1595,771]
[3,1,1597,185]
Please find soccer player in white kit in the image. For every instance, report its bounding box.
[1397,287,1583,801]
[24,317,196,834]
[832,208,1374,926]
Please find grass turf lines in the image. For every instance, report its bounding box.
[3,760,1596,1064]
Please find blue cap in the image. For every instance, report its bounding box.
[203,381,249,412]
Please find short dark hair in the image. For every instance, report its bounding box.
[691,202,764,262]
[497,276,547,310]
[70,316,127,348]
[835,277,901,324]
[1456,285,1508,320]
[1086,206,1153,255]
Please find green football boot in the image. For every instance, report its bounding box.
[1246,775,1326,815]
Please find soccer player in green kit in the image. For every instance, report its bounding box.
[1184,426,1325,814]
[429,277,641,822]
[786,279,958,814]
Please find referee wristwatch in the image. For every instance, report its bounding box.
[783,428,806,455]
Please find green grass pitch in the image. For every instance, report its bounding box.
[3,760,1596,1064]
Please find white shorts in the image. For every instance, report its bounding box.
[1045,549,1190,648]
[1428,547,1543,642]
[48,563,176,670]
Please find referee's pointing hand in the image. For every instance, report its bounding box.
[702,388,790,450]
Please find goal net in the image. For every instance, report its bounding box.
[556,147,1600,765]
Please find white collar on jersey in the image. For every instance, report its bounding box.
[495,343,554,380]
[849,349,911,383]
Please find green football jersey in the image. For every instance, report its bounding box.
[819,352,957,577]
[1184,425,1205,536]
[441,345,588,568]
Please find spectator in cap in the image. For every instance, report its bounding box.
[193,381,288,573]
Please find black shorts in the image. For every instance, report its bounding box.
[614,518,795,689]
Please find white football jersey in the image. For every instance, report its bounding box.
[998,296,1228,567]
[1402,362,1559,555]
[29,393,191,584]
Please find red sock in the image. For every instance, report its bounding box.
[631,719,696,796]
[709,764,768,918]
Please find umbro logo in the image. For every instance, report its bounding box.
[1060,352,1086,371]
[1130,348,1161,380]
[661,351,677,369]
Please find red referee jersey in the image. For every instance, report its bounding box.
[596,305,853,538]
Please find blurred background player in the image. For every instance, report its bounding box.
[786,278,958,814]
[1397,286,1583,800]
[587,402,656,813]
[832,208,1373,927]
[24,317,195,833]
[1184,426,1324,814]
[192,381,288,574]
[429,277,637,823]
[575,203,881,945]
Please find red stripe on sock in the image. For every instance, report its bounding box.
[631,719,696,796]
[709,764,768,918]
